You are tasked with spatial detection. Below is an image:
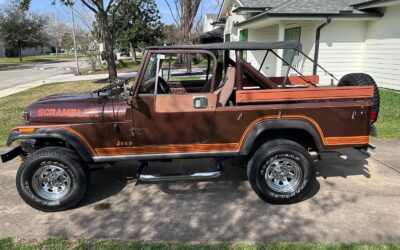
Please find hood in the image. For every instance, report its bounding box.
[35,92,98,104]
[26,92,107,124]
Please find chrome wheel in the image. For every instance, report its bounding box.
[264,158,302,193]
[31,164,72,201]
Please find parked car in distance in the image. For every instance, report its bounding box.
[119,50,131,57]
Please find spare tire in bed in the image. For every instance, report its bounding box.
[338,73,380,123]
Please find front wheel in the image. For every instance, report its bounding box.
[247,139,315,203]
[16,147,89,212]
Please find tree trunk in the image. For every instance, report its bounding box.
[18,43,22,62]
[55,45,58,56]
[130,42,137,64]
[98,14,117,80]
[184,32,192,73]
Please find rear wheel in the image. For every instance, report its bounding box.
[247,139,315,203]
[16,147,89,212]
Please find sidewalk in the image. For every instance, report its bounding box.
[0,72,136,98]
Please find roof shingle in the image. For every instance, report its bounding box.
[239,0,373,14]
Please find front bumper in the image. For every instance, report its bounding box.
[1,146,23,163]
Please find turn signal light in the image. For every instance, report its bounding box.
[18,127,35,133]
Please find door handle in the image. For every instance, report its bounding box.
[193,96,208,109]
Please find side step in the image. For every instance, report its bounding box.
[139,171,221,182]
[136,160,223,184]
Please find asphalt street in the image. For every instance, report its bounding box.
[0,147,399,242]
[0,60,87,91]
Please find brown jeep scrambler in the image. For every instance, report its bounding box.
[1,41,379,211]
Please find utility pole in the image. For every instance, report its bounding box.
[70,6,80,75]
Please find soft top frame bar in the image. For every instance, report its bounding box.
[147,41,302,51]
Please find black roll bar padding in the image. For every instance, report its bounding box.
[167,54,172,81]
[259,50,270,72]
[206,54,211,81]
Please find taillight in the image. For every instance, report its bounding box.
[370,111,378,123]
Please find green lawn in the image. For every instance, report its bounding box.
[80,58,141,74]
[0,54,77,68]
[375,88,400,139]
[0,81,105,146]
[0,238,399,250]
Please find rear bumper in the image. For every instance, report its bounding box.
[357,143,376,156]
[1,146,23,163]
[370,125,377,137]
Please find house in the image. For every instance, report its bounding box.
[198,13,224,44]
[217,0,400,90]
[0,39,48,58]
[0,41,6,57]
[203,13,219,33]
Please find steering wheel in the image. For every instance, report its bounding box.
[157,77,171,94]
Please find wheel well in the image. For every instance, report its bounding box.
[35,138,67,148]
[22,138,92,163]
[249,128,318,156]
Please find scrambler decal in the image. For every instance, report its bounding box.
[36,108,99,118]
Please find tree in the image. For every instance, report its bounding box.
[48,16,71,55]
[19,0,131,80]
[115,0,163,63]
[162,24,180,45]
[0,3,49,62]
[164,0,202,72]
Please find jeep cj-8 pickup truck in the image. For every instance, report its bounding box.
[1,41,379,211]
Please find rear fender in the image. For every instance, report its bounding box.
[240,119,324,155]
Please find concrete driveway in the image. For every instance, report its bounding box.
[0,147,399,242]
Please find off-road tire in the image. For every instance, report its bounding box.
[16,147,89,212]
[338,73,380,115]
[247,139,315,204]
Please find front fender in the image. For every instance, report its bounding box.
[240,119,324,155]
[7,128,94,163]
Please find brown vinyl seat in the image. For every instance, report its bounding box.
[201,62,223,93]
[214,66,236,107]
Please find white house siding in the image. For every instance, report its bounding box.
[302,21,367,86]
[362,5,400,90]
[203,16,214,33]
[247,25,279,76]
[223,1,247,59]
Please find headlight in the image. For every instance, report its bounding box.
[23,111,30,124]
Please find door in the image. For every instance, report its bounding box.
[282,27,301,75]
[131,52,218,146]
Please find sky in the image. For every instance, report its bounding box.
[0,0,222,25]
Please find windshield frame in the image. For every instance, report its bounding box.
[132,49,218,97]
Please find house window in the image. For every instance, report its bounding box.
[239,29,248,60]
[283,27,301,65]
[225,33,231,42]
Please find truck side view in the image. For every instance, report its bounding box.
[1,41,379,211]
